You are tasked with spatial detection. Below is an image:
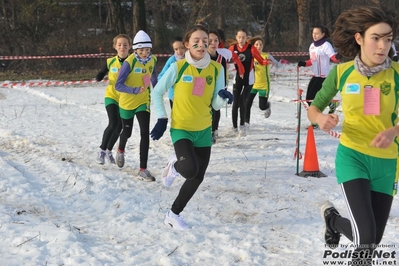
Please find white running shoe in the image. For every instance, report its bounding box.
[245,122,250,133]
[164,210,189,230]
[137,169,155,182]
[264,102,271,118]
[162,154,179,187]
[116,150,125,168]
[96,149,106,164]
[105,150,115,164]
[239,124,246,137]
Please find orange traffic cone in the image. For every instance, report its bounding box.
[297,126,327,177]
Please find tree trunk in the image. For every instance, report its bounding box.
[318,0,333,28]
[98,0,102,25]
[115,0,126,34]
[0,0,13,54]
[297,0,309,51]
[106,0,126,34]
[152,0,164,49]
[259,0,274,41]
[133,0,146,34]
[187,0,203,29]
[216,0,225,30]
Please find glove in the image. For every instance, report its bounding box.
[297,61,306,67]
[279,59,289,64]
[335,53,342,60]
[218,89,233,104]
[393,55,398,62]
[150,118,168,140]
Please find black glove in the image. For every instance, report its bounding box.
[297,61,306,67]
[393,55,398,62]
[335,53,342,60]
[218,89,233,104]
[150,118,168,140]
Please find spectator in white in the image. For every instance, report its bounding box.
[216,29,232,61]
[298,25,340,128]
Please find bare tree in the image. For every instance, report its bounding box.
[150,0,167,50]
[3,0,392,73]
[308,0,334,29]
[106,0,126,34]
[259,0,275,38]
[216,0,225,30]
[0,0,17,54]
[297,0,309,51]
[132,0,146,34]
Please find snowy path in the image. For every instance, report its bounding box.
[0,68,397,265]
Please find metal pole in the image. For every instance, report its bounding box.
[296,67,302,175]
[296,90,302,175]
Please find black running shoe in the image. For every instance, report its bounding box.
[321,201,341,249]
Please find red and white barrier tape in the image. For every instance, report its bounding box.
[0,52,309,61]
[328,130,341,138]
[1,79,108,88]
[270,52,309,57]
[0,53,173,60]
[273,68,313,73]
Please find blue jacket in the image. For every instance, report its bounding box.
[158,55,180,100]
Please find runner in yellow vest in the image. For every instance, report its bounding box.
[115,30,158,182]
[246,36,281,120]
[151,25,233,230]
[95,34,131,165]
[308,6,399,265]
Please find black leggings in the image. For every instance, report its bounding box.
[245,92,269,124]
[212,109,220,132]
[232,79,252,128]
[171,139,211,215]
[118,111,150,169]
[305,76,325,104]
[99,104,122,151]
[330,179,393,263]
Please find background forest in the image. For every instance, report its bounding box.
[1,0,399,76]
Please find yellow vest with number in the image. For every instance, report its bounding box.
[337,61,399,158]
[253,52,270,90]
[172,59,221,131]
[119,54,157,110]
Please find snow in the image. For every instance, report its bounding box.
[0,64,398,265]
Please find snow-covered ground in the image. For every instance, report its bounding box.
[0,64,397,265]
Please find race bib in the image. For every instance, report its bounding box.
[364,87,380,115]
[142,74,151,88]
[192,77,205,96]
